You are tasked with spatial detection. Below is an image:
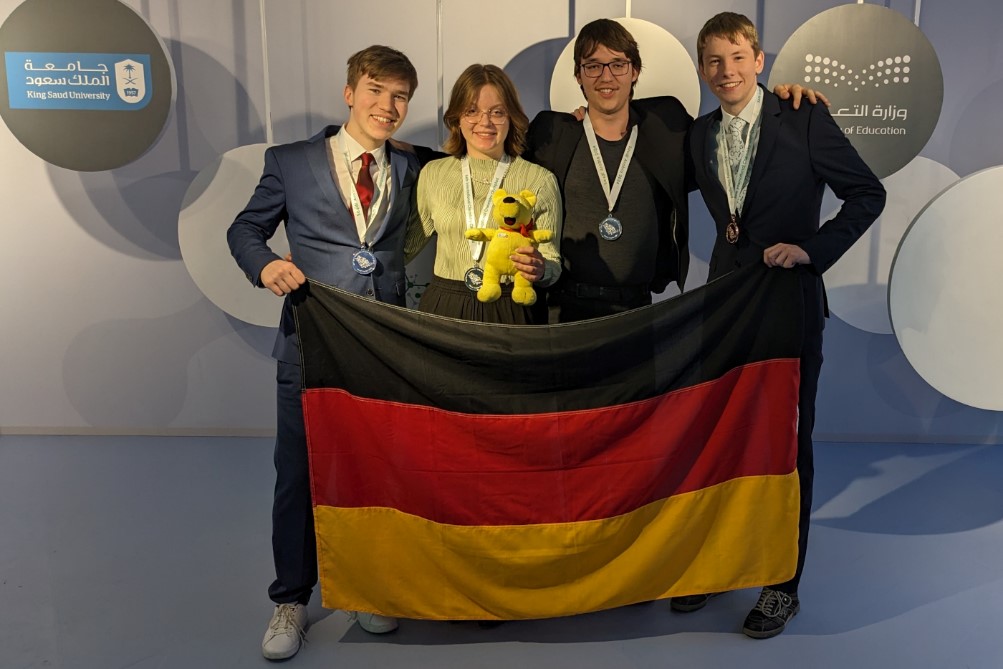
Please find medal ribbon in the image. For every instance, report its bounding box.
[583,112,638,218]
[461,154,511,262]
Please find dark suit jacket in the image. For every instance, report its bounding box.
[524,96,692,293]
[689,88,886,593]
[689,86,885,283]
[227,125,423,363]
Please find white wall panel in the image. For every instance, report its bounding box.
[0,0,1000,439]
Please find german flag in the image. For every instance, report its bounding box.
[293,263,803,621]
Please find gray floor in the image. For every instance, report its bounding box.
[3,435,1002,669]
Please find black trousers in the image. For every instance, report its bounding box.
[547,280,652,323]
[774,274,824,595]
[268,360,316,605]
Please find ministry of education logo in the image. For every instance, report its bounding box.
[800,53,913,93]
[769,4,943,178]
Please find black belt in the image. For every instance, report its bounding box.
[560,279,650,304]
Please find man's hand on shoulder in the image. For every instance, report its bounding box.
[774,83,831,109]
[260,258,306,296]
[763,243,810,269]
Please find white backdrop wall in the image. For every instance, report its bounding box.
[1,0,1001,441]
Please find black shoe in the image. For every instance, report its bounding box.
[742,588,799,639]
[670,593,717,612]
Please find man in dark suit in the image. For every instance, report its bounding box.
[674,12,886,638]
[227,45,425,661]
[525,19,691,322]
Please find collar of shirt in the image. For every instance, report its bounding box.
[720,85,764,133]
[333,126,388,170]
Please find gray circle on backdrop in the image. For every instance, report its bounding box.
[888,166,1003,411]
[0,0,174,171]
[768,4,942,179]
[179,144,287,328]
[822,156,958,334]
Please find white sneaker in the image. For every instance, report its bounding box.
[262,603,308,660]
[349,611,399,634]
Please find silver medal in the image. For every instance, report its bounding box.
[599,215,622,241]
[352,248,377,275]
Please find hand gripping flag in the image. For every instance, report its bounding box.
[293,263,804,621]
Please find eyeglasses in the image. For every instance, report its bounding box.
[579,60,632,78]
[462,108,509,124]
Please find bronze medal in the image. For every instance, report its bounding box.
[726,213,740,244]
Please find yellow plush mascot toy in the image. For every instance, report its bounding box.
[464,188,552,305]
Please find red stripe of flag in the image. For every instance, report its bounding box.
[305,358,799,526]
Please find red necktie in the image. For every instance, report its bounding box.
[355,152,375,216]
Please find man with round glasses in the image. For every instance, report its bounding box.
[525,18,680,322]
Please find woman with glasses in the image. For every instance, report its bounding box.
[404,64,562,323]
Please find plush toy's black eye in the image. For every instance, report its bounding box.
[503,197,516,204]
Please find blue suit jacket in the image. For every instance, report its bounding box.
[690,86,885,283]
[227,125,423,363]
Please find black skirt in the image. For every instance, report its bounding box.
[418,276,541,325]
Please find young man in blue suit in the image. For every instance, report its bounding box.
[672,13,886,638]
[227,45,426,661]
